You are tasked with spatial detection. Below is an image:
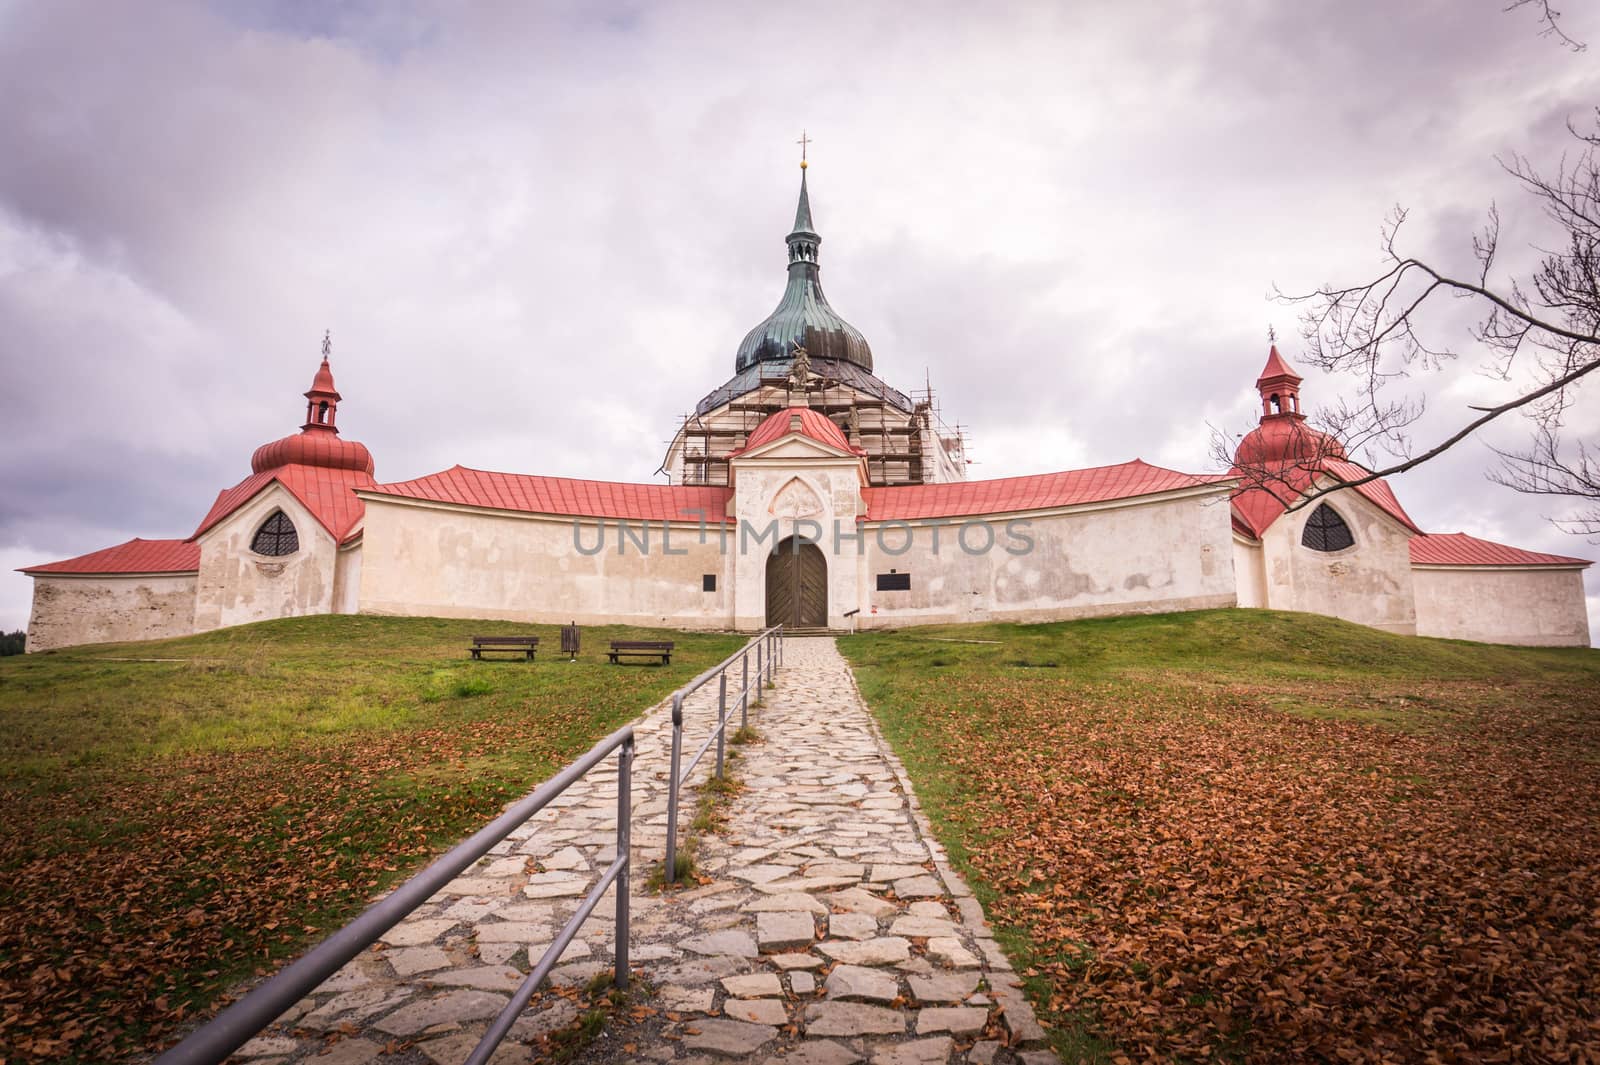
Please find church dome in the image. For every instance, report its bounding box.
[251,431,374,475]
[251,344,376,476]
[734,168,874,374]
[1233,417,1345,467]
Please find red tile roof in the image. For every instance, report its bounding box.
[1229,458,1422,539]
[21,538,201,575]
[1256,344,1302,385]
[1409,532,1591,568]
[193,464,374,544]
[863,460,1222,520]
[736,407,864,456]
[364,465,736,522]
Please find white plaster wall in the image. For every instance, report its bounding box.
[333,542,363,615]
[1233,538,1267,608]
[193,484,339,633]
[1413,566,1591,646]
[729,448,865,629]
[855,489,1238,628]
[25,573,197,652]
[1259,491,1416,634]
[358,499,731,626]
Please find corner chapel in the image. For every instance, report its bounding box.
[21,164,1592,650]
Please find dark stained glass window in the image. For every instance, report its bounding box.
[1301,504,1354,552]
[251,511,299,556]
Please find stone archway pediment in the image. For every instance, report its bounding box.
[769,476,824,519]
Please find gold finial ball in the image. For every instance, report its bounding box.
[800,159,808,169]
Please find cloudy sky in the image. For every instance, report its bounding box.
[3,0,1598,639]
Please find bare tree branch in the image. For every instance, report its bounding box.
[1505,0,1587,52]
[1227,112,1600,536]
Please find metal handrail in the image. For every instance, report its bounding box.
[155,725,635,1065]
[663,626,783,885]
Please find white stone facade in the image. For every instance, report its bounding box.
[1414,565,1591,646]
[358,503,731,629]
[857,492,1237,629]
[25,572,198,651]
[23,406,1594,651]
[192,484,347,634]
[24,420,1595,651]
[1254,489,1419,636]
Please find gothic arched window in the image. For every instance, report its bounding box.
[1301,503,1354,552]
[251,511,299,556]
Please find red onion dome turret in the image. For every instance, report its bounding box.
[1232,344,1345,467]
[250,336,375,476]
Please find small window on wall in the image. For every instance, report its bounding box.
[702,574,717,592]
[1301,503,1355,552]
[251,510,299,556]
[876,571,911,591]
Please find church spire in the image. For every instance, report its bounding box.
[1254,343,1303,419]
[787,167,820,264]
[302,330,343,433]
[733,152,874,374]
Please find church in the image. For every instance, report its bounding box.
[20,167,1593,651]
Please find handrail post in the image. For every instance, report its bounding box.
[665,693,684,886]
[614,735,632,990]
[732,655,745,729]
[756,639,764,700]
[740,649,749,722]
[714,670,726,779]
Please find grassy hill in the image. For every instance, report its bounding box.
[0,616,743,1064]
[840,609,1600,1063]
[6,609,1595,1063]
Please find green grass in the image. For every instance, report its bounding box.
[0,615,742,1064]
[840,608,1600,1062]
[2,614,742,770]
[847,607,1597,688]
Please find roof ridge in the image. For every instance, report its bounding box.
[376,465,730,491]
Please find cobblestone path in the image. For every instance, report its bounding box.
[228,638,1053,1065]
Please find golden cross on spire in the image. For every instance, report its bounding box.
[1267,324,1277,344]
[797,130,811,169]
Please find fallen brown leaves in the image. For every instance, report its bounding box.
[0,718,600,1064]
[875,669,1600,1062]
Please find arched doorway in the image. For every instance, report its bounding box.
[766,536,828,628]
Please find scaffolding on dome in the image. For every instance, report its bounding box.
[664,365,970,489]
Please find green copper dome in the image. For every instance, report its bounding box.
[734,170,874,374]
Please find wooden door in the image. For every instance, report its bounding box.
[766,537,828,627]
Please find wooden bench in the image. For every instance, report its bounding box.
[607,640,674,665]
[469,635,539,660]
